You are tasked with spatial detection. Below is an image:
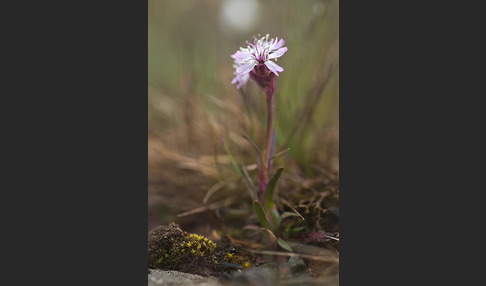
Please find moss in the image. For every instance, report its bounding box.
[148,223,227,276]
[148,223,255,276]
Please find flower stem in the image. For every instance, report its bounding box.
[258,74,276,203]
[262,75,276,203]
[264,92,274,176]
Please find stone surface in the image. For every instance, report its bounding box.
[221,267,279,286]
[287,255,306,274]
[148,269,223,286]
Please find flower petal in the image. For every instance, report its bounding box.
[273,38,285,50]
[236,61,257,74]
[231,50,252,63]
[269,37,278,50]
[236,73,250,88]
[232,72,250,89]
[268,47,288,60]
[231,75,239,85]
[264,60,284,76]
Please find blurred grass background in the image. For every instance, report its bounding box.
[148,0,339,234]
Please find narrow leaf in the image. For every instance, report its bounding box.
[277,238,293,252]
[263,167,284,212]
[283,218,295,233]
[253,200,272,229]
[290,226,306,232]
[276,211,303,230]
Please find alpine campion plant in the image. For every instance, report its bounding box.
[231,34,287,203]
[231,35,300,249]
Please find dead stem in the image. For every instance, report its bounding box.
[248,250,339,263]
[176,197,236,218]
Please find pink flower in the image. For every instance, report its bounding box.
[231,34,287,89]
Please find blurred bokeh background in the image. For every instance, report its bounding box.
[148,0,339,236]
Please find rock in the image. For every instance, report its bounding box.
[221,267,279,286]
[148,269,223,286]
[287,255,306,274]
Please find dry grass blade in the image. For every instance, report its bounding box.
[176,197,235,218]
[202,181,227,204]
[248,249,339,263]
[270,147,291,160]
[225,234,263,249]
[241,163,257,200]
[284,63,334,147]
[325,235,339,241]
[280,198,306,221]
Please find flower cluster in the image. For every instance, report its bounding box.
[231,34,287,90]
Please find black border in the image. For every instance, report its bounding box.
[341,1,484,285]
[4,0,483,285]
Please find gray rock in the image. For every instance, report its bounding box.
[148,269,223,286]
[222,267,279,286]
[287,255,306,274]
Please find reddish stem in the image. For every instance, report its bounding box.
[259,78,275,203]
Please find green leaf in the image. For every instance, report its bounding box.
[290,226,306,232]
[283,218,295,233]
[277,238,293,252]
[270,208,280,225]
[253,200,272,230]
[276,211,303,230]
[263,167,284,212]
